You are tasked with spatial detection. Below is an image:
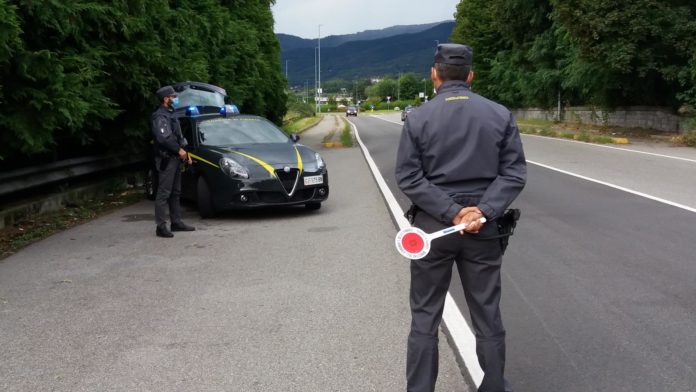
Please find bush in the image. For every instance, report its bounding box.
[672,130,696,147]
[576,133,592,142]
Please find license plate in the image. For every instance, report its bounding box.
[303,175,323,186]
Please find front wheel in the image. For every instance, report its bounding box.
[305,202,321,211]
[197,178,217,218]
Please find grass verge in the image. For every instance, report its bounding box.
[0,190,143,261]
[282,115,322,134]
[340,118,354,147]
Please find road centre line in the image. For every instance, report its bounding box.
[347,118,486,388]
[522,133,696,164]
[527,160,696,214]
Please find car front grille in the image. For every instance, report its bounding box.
[275,168,300,195]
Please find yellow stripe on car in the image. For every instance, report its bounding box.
[189,153,219,168]
[231,151,276,177]
[295,146,303,174]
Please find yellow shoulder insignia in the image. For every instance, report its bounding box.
[445,96,470,101]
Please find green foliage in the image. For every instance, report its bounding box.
[0,1,286,166]
[452,0,696,110]
[340,118,353,147]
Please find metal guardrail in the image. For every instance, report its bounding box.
[0,154,144,198]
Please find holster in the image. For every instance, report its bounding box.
[405,204,419,224]
[495,209,521,254]
[158,156,169,171]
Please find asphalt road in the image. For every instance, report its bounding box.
[0,116,469,392]
[351,113,696,392]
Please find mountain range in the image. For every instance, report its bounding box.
[278,21,455,86]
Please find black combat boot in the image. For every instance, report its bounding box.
[171,221,195,232]
[156,224,174,238]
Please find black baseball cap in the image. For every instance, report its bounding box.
[433,44,473,66]
[156,85,178,100]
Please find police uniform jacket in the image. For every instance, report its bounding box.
[151,105,187,157]
[395,80,527,224]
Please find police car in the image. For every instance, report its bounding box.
[146,82,329,218]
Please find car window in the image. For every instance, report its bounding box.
[177,88,225,108]
[179,119,193,146]
[198,117,290,146]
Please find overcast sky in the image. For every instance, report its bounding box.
[272,0,460,38]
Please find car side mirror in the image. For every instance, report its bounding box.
[290,134,300,143]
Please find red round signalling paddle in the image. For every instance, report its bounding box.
[395,218,487,260]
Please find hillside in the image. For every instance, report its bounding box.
[280,21,455,85]
[277,21,447,50]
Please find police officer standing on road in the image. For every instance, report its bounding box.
[151,85,195,238]
[395,44,527,392]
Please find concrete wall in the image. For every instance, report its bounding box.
[512,106,692,133]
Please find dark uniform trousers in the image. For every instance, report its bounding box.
[407,211,511,392]
[154,155,183,227]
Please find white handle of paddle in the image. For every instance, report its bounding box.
[428,217,487,240]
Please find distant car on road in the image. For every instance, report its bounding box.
[401,105,415,121]
[346,106,358,116]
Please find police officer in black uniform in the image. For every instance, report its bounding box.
[395,44,527,392]
[151,85,195,238]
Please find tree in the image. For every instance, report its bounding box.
[0,0,287,167]
[451,0,696,110]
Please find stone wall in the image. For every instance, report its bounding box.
[512,106,692,133]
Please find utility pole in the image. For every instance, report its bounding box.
[314,47,317,112]
[398,72,401,102]
[318,24,322,114]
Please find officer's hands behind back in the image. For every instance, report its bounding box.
[453,206,485,234]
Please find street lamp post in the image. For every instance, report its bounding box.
[398,71,401,102]
[317,24,322,114]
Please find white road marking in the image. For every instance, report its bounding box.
[347,118,485,387]
[522,133,696,164]
[528,160,696,214]
[370,115,404,126]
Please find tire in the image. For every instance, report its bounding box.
[145,167,157,200]
[305,202,321,211]
[197,177,216,218]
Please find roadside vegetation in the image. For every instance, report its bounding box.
[282,100,321,134]
[340,118,354,147]
[515,118,696,146]
[0,2,286,170]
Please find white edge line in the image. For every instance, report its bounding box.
[522,133,696,164]
[527,160,696,214]
[370,114,404,126]
[347,118,485,387]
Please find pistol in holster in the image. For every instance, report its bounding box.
[495,209,521,254]
[405,204,419,224]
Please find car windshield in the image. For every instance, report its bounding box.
[178,88,225,108]
[198,117,290,146]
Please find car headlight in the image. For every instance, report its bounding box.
[315,152,325,170]
[219,157,249,179]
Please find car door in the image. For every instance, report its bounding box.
[179,118,198,200]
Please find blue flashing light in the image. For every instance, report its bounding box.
[220,104,241,117]
[186,105,200,116]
